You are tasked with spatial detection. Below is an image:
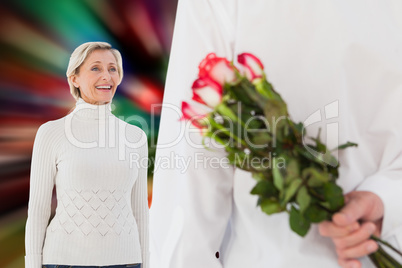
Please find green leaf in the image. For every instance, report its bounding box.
[319,201,331,210]
[323,183,344,211]
[227,151,251,171]
[216,103,241,125]
[237,103,263,116]
[303,139,339,166]
[285,158,300,183]
[250,132,272,146]
[241,109,265,130]
[252,172,265,181]
[295,145,323,165]
[203,132,228,151]
[250,180,278,198]
[256,80,284,101]
[260,198,283,215]
[253,78,271,99]
[302,168,330,187]
[263,99,288,124]
[311,128,326,153]
[289,206,311,237]
[335,141,358,150]
[294,122,304,134]
[256,196,262,206]
[283,178,302,204]
[226,79,257,106]
[242,80,268,109]
[317,152,339,168]
[209,116,247,147]
[273,159,285,192]
[304,204,330,223]
[297,186,311,214]
[227,151,238,164]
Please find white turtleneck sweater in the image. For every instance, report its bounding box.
[25,98,149,268]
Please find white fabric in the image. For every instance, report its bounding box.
[150,0,402,267]
[25,98,149,268]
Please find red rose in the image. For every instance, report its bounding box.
[198,53,237,85]
[237,53,264,81]
[181,101,209,129]
[192,77,222,108]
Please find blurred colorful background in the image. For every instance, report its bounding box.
[0,0,177,266]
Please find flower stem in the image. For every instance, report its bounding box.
[208,118,247,147]
[371,235,402,258]
[368,243,402,268]
[216,103,246,128]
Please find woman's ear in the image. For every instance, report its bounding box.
[70,75,80,88]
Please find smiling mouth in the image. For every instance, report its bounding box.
[96,86,112,90]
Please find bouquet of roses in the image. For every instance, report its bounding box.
[181,52,402,267]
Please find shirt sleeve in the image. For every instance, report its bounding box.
[355,87,402,253]
[25,123,57,268]
[150,0,237,267]
[131,132,150,268]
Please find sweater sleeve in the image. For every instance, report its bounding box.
[131,132,149,268]
[25,122,57,268]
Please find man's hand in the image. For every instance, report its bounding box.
[318,191,384,268]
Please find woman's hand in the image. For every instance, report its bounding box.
[318,191,384,268]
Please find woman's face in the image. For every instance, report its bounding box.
[72,49,120,105]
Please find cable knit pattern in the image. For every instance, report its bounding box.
[25,98,149,268]
[53,188,135,236]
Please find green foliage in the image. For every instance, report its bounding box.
[260,198,283,215]
[283,178,302,204]
[336,141,358,150]
[272,160,285,193]
[303,168,330,187]
[324,183,345,211]
[251,180,279,198]
[304,204,330,223]
[203,64,358,238]
[296,186,311,214]
[250,132,272,146]
[289,206,310,237]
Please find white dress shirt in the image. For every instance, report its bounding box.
[150,0,402,267]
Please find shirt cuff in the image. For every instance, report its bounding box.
[24,254,42,268]
[357,173,402,240]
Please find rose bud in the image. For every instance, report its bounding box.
[198,53,238,85]
[181,101,209,129]
[192,77,222,108]
[237,53,264,81]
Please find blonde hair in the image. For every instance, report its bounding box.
[66,41,123,100]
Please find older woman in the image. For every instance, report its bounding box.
[25,42,149,268]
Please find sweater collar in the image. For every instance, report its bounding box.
[71,98,113,120]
